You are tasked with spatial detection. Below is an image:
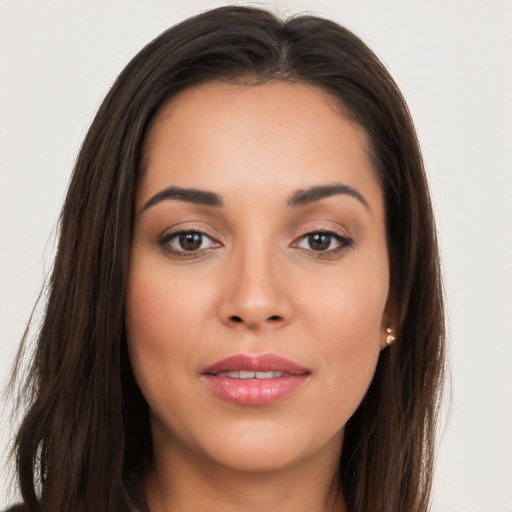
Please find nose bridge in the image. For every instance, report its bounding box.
[220,231,291,328]
[238,239,277,302]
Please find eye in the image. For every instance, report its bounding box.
[295,231,353,254]
[159,230,220,256]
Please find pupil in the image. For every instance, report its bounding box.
[309,233,330,251]
[179,232,202,251]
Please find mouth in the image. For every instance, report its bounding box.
[201,354,310,406]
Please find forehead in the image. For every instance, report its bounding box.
[139,81,382,213]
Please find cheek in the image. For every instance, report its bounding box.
[126,265,169,402]
[125,259,202,396]
[301,252,389,342]
[125,259,215,441]
[298,254,389,413]
[315,278,385,365]
[126,274,173,361]
[126,257,210,353]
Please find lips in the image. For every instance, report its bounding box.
[202,354,310,406]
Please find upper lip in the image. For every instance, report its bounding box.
[203,354,310,376]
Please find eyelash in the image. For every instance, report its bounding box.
[158,229,353,259]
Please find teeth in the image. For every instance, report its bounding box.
[216,371,285,379]
[255,371,284,379]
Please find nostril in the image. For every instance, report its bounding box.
[229,315,282,324]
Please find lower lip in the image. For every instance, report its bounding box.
[202,375,309,406]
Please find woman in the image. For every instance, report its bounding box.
[6,5,445,512]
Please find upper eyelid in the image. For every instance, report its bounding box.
[161,230,216,243]
[297,227,346,236]
[160,227,348,240]
[157,221,352,245]
[293,223,351,239]
[159,223,223,241]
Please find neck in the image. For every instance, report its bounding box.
[144,436,346,512]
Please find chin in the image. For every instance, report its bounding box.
[205,445,310,474]
[187,417,344,474]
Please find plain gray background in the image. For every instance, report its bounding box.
[1,1,511,510]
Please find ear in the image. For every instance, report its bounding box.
[380,287,399,350]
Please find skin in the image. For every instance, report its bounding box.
[126,81,394,512]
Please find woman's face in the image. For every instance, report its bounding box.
[126,81,392,474]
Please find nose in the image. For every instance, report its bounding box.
[218,244,293,331]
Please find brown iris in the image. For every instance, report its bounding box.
[179,232,203,251]
[308,233,331,251]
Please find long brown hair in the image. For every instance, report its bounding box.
[8,6,445,511]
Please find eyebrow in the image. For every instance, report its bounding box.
[141,182,369,212]
[287,183,369,210]
[141,186,223,211]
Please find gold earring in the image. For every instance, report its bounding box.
[385,327,396,345]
